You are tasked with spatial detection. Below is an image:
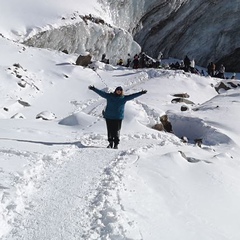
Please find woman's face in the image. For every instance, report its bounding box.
[115,89,122,95]
[115,87,123,95]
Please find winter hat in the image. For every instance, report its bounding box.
[114,86,123,95]
[115,86,123,91]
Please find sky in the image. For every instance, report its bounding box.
[1,1,240,240]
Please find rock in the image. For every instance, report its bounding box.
[76,54,92,67]
[181,136,188,143]
[11,113,26,119]
[18,81,27,88]
[18,100,31,107]
[173,93,190,98]
[152,123,164,131]
[215,80,240,93]
[194,138,203,147]
[132,1,240,70]
[181,105,189,111]
[62,49,68,54]
[171,98,194,105]
[36,111,56,120]
[160,115,173,133]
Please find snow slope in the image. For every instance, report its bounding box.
[0,0,105,41]
[1,36,240,239]
[1,1,240,240]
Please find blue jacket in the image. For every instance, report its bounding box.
[92,88,145,120]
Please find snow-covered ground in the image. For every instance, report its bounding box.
[1,1,240,240]
[0,0,107,41]
[1,35,240,239]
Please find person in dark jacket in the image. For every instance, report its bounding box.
[88,85,147,149]
[184,55,191,72]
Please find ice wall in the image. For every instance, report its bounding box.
[22,0,240,71]
[101,0,240,71]
[23,18,140,65]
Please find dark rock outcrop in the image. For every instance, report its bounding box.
[21,1,240,70]
[160,115,173,133]
[134,1,240,70]
[215,80,240,93]
[76,54,92,67]
[171,98,194,105]
[107,0,240,70]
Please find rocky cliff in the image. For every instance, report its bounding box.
[102,0,240,71]
[23,0,240,71]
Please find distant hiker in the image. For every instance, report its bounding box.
[207,62,215,77]
[139,52,146,68]
[125,54,131,67]
[180,60,185,69]
[117,58,123,66]
[157,51,163,60]
[190,59,195,68]
[219,64,225,74]
[88,85,147,149]
[184,55,191,72]
[175,61,180,69]
[133,54,139,69]
[219,64,225,78]
[101,53,109,64]
[160,115,173,133]
[154,60,161,68]
[101,53,106,62]
[215,64,225,79]
[146,58,153,68]
[231,73,236,79]
[170,61,180,69]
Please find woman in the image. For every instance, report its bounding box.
[88,85,147,149]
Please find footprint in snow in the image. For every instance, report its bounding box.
[178,151,212,164]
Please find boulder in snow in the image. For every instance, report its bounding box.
[76,53,92,67]
[152,123,164,131]
[171,98,194,105]
[172,93,190,98]
[36,111,56,120]
[11,113,26,119]
[18,99,31,107]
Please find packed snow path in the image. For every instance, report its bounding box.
[3,145,120,240]
[2,132,172,240]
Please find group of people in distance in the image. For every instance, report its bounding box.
[96,51,238,148]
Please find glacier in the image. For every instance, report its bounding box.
[4,0,240,71]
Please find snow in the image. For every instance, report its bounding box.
[1,1,240,240]
[0,0,105,41]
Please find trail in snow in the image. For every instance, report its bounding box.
[2,65,225,239]
[2,129,180,240]
[2,70,185,239]
[5,146,120,240]
[78,133,182,240]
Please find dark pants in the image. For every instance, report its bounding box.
[105,119,122,145]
